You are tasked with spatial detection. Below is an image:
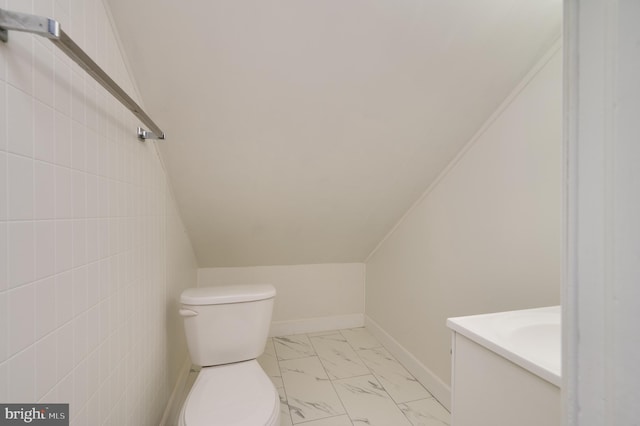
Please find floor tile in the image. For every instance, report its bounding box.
[277,386,294,426]
[258,338,283,388]
[340,328,382,351]
[310,333,370,380]
[357,347,431,403]
[280,356,345,423]
[398,398,450,426]
[274,334,317,360]
[333,375,412,426]
[298,415,353,426]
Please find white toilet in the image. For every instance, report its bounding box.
[178,284,280,426]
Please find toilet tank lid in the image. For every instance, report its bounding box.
[180,284,276,305]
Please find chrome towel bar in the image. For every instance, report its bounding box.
[0,7,165,140]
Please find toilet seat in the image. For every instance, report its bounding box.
[179,360,279,426]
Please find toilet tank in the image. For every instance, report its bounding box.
[180,284,276,367]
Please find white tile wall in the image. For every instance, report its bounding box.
[0,0,198,424]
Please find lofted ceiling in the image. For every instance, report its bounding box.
[105,0,561,267]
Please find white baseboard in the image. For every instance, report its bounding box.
[159,356,192,426]
[270,313,365,337]
[365,315,451,411]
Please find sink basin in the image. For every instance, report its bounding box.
[447,306,561,386]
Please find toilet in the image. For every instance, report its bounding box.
[178,284,279,426]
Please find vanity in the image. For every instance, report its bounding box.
[446,306,561,426]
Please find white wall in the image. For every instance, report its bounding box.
[365,46,562,401]
[0,0,197,424]
[564,1,640,423]
[198,263,365,334]
[165,190,198,389]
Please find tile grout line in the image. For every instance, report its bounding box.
[277,335,340,425]
[338,328,413,426]
[270,337,295,426]
[340,328,433,426]
[306,332,352,425]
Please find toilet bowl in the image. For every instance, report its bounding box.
[178,360,279,426]
[178,284,279,426]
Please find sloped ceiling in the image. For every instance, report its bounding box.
[105,0,561,267]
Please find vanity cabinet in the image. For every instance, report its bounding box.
[447,307,561,426]
[450,333,560,426]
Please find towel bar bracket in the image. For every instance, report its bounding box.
[0,8,60,39]
[137,127,162,141]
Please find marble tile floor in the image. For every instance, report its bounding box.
[258,328,450,426]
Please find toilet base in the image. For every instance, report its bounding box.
[178,360,279,426]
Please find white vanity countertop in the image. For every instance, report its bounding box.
[447,306,561,387]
